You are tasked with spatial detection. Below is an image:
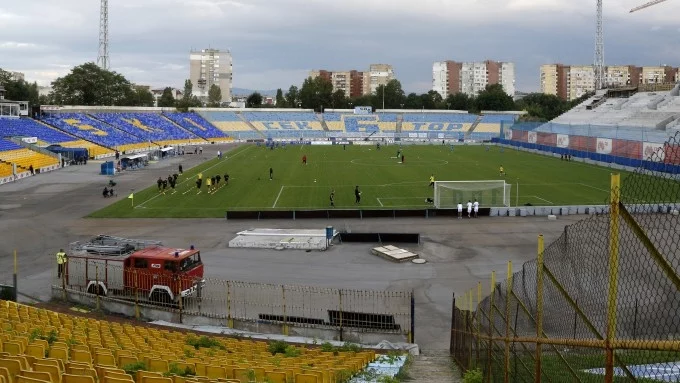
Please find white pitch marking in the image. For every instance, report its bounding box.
[533,195,554,205]
[579,183,609,193]
[377,198,384,207]
[136,145,252,207]
[272,186,285,208]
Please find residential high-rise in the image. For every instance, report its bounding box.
[432,60,515,98]
[189,49,232,103]
[541,63,678,101]
[309,64,394,98]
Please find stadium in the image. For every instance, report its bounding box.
[1,1,680,382]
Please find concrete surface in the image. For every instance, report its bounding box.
[0,143,580,352]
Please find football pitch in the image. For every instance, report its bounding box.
[91,144,648,218]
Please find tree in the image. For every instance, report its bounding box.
[285,86,299,108]
[275,88,285,107]
[183,79,193,101]
[158,87,176,107]
[246,92,263,108]
[331,90,348,109]
[403,93,422,109]
[208,84,222,107]
[445,93,472,111]
[50,62,133,106]
[299,76,333,111]
[474,84,515,112]
[515,93,568,121]
[382,79,406,109]
[177,79,202,110]
[135,87,155,107]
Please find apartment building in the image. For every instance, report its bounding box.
[309,64,395,98]
[432,60,515,98]
[189,49,233,103]
[541,63,679,100]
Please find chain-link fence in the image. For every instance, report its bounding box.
[452,133,680,382]
[52,257,413,338]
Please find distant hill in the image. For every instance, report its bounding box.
[232,88,277,97]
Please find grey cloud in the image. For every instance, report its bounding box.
[1,0,678,92]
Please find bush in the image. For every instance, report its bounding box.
[122,361,147,376]
[463,368,483,383]
[268,340,288,355]
[185,335,225,350]
[163,363,195,377]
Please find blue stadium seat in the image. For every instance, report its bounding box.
[42,113,141,147]
[402,113,478,123]
[480,114,518,123]
[163,112,230,139]
[242,112,318,122]
[0,118,77,144]
[0,139,22,152]
[93,113,199,143]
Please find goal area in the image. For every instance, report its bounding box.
[433,180,511,208]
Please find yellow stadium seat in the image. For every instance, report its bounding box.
[295,374,318,383]
[140,377,172,383]
[264,371,286,383]
[31,364,59,383]
[18,372,51,383]
[5,358,28,373]
[15,377,50,383]
[102,377,134,383]
[70,350,91,365]
[145,359,168,373]
[62,375,94,383]
[135,372,162,382]
[94,353,116,367]
[63,367,96,380]
[3,342,22,355]
[205,366,225,380]
[0,366,14,383]
[48,347,68,362]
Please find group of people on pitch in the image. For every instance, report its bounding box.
[458,200,480,219]
[195,172,230,194]
[157,174,180,194]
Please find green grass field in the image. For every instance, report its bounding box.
[91,144,650,218]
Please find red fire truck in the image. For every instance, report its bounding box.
[66,235,204,305]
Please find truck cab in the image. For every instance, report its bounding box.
[124,246,205,303]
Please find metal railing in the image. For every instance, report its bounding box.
[451,135,680,382]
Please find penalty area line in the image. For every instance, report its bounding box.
[532,195,554,205]
[376,198,384,207]
[272,186,285,208]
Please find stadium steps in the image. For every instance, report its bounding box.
[236,111,266,138]
[37,117,119,156]
[160,114,211,142]
[319,114,330,131]
[408,350,461,383]
[7,136,60,160]
[464,115,484,139]
[396,114,403,133]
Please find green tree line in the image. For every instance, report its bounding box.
[259,76,591,121]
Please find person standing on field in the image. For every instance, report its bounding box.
[354,186,361,204]
[56,249,68,279]
[457,202,463,219]
[473,199,479,218]
[269,167,273,181]
[330,189,335,207]
[467,200,473,218]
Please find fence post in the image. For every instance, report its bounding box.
[410,290,415,344]
[339,289,343,342]
[134,270,140,320]
[605,173,621,383]
[450,292,455,356]
[62,255,67,301]
[178,277,183,324]
[504,261,513,383]
[476,282,482,368]
[226,281,233,328]
[487,271,495,383]
[282,285,289,336]
[13,250,17,302]
[95,265,100,312]
[535,234,544,383]
[468,289,473,370]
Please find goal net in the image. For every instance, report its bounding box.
[433,180,511,208]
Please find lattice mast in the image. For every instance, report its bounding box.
[594,0,605,90]
[97,0,110,70]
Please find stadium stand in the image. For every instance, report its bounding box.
[0,118,78,144]
[470,114,518,141]
[42,113,142,151]
[401,113,476,135]
[162,112,231,141]
[0,139,59,171]
[0,300,377,383]
[320,113,398,133]
[198,111,258,138]
[241,112,325,138]
[92,113,200,146]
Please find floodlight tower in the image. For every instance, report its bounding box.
[97,0,110,70]
[594,0,605,90]
[630,0,669,12]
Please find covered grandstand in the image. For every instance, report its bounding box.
[500,83,680,170]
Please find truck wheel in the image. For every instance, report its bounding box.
[87,284,105,296]
[150,290,172,306]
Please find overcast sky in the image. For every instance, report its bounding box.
[1,0,679,94]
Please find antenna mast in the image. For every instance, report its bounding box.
[97,0,110,70]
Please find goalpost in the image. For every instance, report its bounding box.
[433,180,512,208]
